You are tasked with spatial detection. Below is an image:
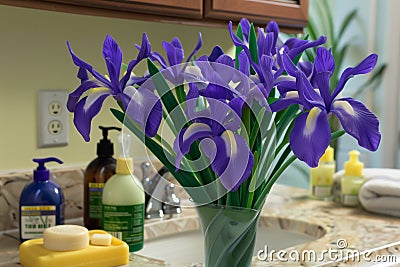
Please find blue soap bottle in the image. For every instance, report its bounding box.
[19,157,65,242]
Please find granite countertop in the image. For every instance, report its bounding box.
[1,184,400,267]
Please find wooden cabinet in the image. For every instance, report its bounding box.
[204,0,308,30]
[0,0,308,31]
[45,0,203,19]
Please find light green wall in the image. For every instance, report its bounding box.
[0,5,235,171]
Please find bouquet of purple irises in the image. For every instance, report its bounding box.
[66,18,381,210]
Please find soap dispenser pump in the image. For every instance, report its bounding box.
[19,157,64,242]
[102,133,145,252]
[84,126,121,230]
[341,150,365,207]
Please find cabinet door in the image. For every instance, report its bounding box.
[47,0,203,19]
[204,0,308,31]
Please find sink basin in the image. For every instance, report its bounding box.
[136,212,325,266]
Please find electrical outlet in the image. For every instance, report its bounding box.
[38,90,69,147]
[48,120,63,135]
[49,101,62,116]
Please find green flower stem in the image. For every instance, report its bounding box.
[239,107,251,205]
[226,192,232,206]
[245,151,259,208]
[253,154,297,210]
[154,133,174,156]
[176,84,186,105]
[162,110,178,135]
[216,176,225,205]
[249,107,266,151]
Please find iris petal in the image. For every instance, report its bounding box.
[123,86,163,137]
[266,20,279,48]
[287,35,327,60]
[173,123,213,169]
[67,79,104,112]
[67,41,111,87]
[239,18,251,41]
[102,35,123,91]
[314,72,332,108]
[185,32,203,64]
[332,98,381,151]
[270,95,301,112]
[73,94,109,142]
[297,71,325,110]
[208,46,224,61]
[121,33,152,87]
[218,131,254,191]
[84,87,113,111]
[290,108,331,167]
[163,40,183,66]
[238,50,250,76]
[314,47,335,75]
[332,54,378,100]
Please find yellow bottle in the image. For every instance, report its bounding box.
[341,150,365,207]
[310,146,335,199]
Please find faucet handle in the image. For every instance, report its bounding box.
[163,183,182,216]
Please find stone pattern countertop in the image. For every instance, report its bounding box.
[1,184,400,266]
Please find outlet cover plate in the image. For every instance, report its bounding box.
[38,90,69,147]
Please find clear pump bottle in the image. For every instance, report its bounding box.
[84,126,121,230]
[102,133,145,252]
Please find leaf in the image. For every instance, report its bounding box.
[337,9,358,42]
[334,43,350,71]
[352,64,387,98]
[235,24,244,70]
[304,49,315,62]
[315,0,332,46]
[321,0,335,46]
[306,17,318,42]
[175,84,186,106]
[249,23,258,64]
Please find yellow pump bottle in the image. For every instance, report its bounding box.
[341,150,365,207]
[309,146,335,199]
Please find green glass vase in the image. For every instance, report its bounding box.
[196,204,261,267]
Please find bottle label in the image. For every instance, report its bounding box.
[88,182,105,219]
[342,194,359,206]
[312,186,332,197]
[20,205,56,239]
[102,204,144,251]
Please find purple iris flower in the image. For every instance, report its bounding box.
[271,47,381,167]
[174,88,254,192]
[67,34,162,141]
[228,19,326,95]
[149,33,202,84]
[190,53,270,116]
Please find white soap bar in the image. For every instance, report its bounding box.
[90,233,112,246]
[43,225,89,251]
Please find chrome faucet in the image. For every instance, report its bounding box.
[141,162,181,219]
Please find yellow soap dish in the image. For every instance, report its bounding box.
[20,230,129,267]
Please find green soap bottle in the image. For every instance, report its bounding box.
[102,133,145,252]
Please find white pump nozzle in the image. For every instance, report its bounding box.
[117,133,131,158]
